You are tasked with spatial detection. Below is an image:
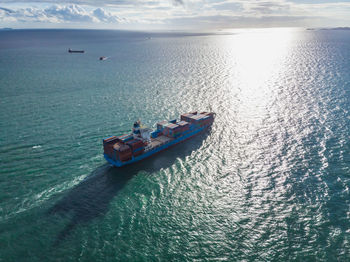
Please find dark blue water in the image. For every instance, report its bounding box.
[0,28,350,261]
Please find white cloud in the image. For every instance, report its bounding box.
[0,4,122,24]
[44,4,95,22]
[0,1,350,29]
[92,7,120,23]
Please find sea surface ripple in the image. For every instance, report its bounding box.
[0,28,350,261]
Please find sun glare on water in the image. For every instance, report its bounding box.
[219,28,298,128]
[209,28,301,206]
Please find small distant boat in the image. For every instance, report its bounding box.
[68,48,84,53]
[99,56,108,60]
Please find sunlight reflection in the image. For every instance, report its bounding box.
[224,28,297,125]
[215,28,300,223]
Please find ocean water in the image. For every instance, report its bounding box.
[0,28,350,261]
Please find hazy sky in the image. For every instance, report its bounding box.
[1,0,350,30]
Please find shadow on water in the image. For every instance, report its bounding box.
[47,131,209,246]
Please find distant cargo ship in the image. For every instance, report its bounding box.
[68,48,84,53]
[103,111,215,167]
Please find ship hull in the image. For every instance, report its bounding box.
[104,124,211,167]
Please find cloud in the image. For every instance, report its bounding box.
[211,2,243,11]
[165,13,315,29]
[247,1,292,15]
[0,4,121,24]
[172,0,184,6]
[0,0,164,8]
[44,5,95,22]
[92,7,120,23]
[0,7,15,13]
[1,0,350,29]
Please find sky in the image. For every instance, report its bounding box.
[0,0,350,30]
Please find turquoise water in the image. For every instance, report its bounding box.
[1,28,350,261]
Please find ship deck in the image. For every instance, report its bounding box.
[148,135,174,150]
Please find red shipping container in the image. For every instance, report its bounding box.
[126,139,144,150]
[133,149,144,157]
[103,136,118,145]
[181,113,193,122]
[119,152,132,161]
[113,143,130,152]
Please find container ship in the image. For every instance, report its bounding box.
[103,111,215,167]
[68,48,84,53]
